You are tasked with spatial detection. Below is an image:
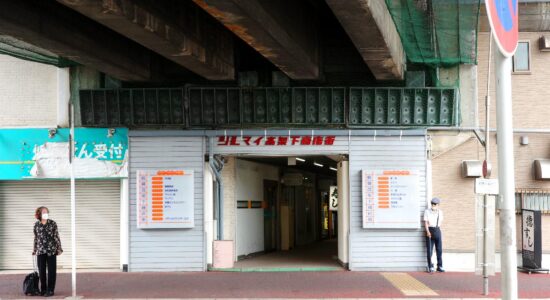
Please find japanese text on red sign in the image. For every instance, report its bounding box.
[217,135,336,146]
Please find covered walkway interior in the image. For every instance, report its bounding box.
[232,239,342,271]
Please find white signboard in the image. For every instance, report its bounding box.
[362,170,419,229]
[137,169,194,229]
[475,178,499,195]
[329,185,338,211]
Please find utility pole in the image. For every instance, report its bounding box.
[495,47,518,300]
[482,30,493,297]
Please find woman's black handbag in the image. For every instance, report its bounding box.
[23,257,40,296]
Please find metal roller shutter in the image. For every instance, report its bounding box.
[0,180,120,270]
[129,136,205,272]
[349,135,428,271]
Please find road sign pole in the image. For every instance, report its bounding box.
[483,31,493,296]
[483,193,489,295]
[484,0,518,297]
[70,102,77,299]
[495,48,518,300]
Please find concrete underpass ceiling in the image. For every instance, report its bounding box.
[0,0,400,85]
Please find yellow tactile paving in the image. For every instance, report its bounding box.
[381,272,439,296]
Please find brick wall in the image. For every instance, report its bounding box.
[0,55,58,127]
[433,133,550,252]
[433,32,550,253]
[477,32,550,128]
[432,137,480,251]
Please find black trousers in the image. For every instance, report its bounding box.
[37,254,57,293]
[426,227,443,269]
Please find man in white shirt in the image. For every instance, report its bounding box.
[424,197,444,273]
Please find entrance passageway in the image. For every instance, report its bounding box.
[234,239,342,271]
[217,155,345,271]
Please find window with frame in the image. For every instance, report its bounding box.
[495,190,550,214]
[513,41,530,73]
[515,189,550,214]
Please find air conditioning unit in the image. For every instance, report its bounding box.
[461,160,482,178]
[539,36,550,52]
[534,159,550,180]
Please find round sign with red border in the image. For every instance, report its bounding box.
[485,0,519,57]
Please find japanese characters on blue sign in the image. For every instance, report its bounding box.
[0,128,128,180]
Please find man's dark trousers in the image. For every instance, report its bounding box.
[426,227,442,269]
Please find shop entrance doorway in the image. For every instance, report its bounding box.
[230,155,345,271]
[263,179,277,252]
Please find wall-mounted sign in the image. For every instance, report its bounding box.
[0,128,128,180]
[137,169,194,229]
[521,209,542,269]
[329,185,338,211]
[217,135,336,147]
[475,178,499,195]
[362,170,419,229]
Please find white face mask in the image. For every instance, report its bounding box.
[41,213,49,220]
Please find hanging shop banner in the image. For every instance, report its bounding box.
[329,185,338,211]
[137,169,195,229]
[0,128,128,180]
[521,209,542,269]
[362,170,419,229]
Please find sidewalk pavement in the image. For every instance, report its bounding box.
[1,270,549,299]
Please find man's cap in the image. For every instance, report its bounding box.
[431,197,441,204]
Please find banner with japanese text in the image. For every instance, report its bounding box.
[522,209,542,269]
[0,128,128,180]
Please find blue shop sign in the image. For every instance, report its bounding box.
[0,128,128,180]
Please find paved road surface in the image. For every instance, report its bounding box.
[1,271,549,299]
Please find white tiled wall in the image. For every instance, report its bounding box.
[0,54,65,127]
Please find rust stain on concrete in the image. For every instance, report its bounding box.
[192,0,275,58]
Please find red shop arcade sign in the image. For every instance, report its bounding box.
[217,135,336,147]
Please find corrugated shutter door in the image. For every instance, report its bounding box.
[129,136,204,272]
[0,180,120,270]
[349,135,428,271]
[74,181,120,269]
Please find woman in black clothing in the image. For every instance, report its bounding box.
[32,206,63,297]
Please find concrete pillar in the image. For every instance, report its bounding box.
[221,157,236,259]
[120,178,129,270]
[337,160,350,266]
[204,163,214,266]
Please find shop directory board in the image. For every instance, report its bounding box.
[137,169,194,229]
[362,170,419,229]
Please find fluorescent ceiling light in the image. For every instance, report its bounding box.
[314,162,324,167]
[330,167,337,171]
[296,157,306,162]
